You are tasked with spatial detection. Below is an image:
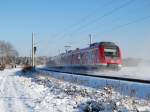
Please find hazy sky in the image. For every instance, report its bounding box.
[0,0,150,59]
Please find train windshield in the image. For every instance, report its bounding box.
[104,47,119,57]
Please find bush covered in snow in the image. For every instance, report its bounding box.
[19,70,150,112]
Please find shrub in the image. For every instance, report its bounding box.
[22,65,33,73]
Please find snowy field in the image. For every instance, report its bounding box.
[0,67,150,112]
[93,65,150,80]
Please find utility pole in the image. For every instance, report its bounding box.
[30,49,32,65]
[89,34,92,46]
[32,32,35,68]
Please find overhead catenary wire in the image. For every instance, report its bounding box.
[72,15,150,46]
[96,15,150,36]
[69,2,150,46]
[76,1,150,36]
[52,0,115,40]
[48,0,135,50]
[59,0,135,41]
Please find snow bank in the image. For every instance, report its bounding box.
[20,69,150,112]
[1,68,149,111]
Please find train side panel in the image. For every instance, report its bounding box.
[49,42,122,70]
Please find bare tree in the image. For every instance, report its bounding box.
[0,41,18,65]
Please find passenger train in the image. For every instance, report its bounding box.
[50,42,122,70]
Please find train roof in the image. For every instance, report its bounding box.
[59,41,117,56]
[90,42,116,47]
[99,41,116,46]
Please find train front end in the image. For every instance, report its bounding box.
[99,42,122,69]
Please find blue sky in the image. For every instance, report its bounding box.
[0,0,150,59]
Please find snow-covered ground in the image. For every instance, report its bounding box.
[93,65,150,80]
[0,67,150,112]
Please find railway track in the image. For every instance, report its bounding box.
[38,68,150,84]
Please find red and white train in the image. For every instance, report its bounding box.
[50,42,122,70]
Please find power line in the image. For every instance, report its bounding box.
[59,0,135,41]
[75,1,150,37]
[98,15,150,35]
[75,0,135,31]
[63,0,150,47]
[53,0,115,39]
[71,15,150,47]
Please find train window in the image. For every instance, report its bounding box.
[104,48,119,57]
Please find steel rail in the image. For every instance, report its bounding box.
[39,68,150,84]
